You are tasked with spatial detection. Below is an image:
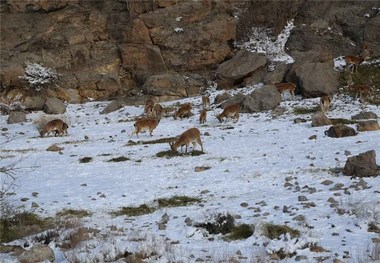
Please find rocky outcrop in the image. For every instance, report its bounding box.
[43,98,66,114]
[216,50,267,89]
[1,0,379,104]
[0,0,235,104]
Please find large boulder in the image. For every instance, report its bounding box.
[295,62,339,97]
[43,98,66,114]
[7,111,27,124]
[18,244,55,263]
[356,120,380,132]
[220,85,282,113]
[343,150,379,177]
[311,112,332,127]
[250,85,282,111]
[216,50,267,89]
[351,112,378,120]
[22,96,45,111]
[324,124,357,138]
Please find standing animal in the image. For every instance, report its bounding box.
[130,118,160,138]
[216,104,241,123]
[351,84,373,99]
[344,55,364,73]
[153,103,163,118]
[173,103,192,120]
[275,83,296,99]
[144,99,155,117]
[201,96,210,110]
[40,119,68,137]
[169,127,204,153]
[320,95,332,113]
[199,109,207,124]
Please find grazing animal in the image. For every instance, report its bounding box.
[153,103,163,118]
[199,109,207,124]
[173,103,192,120]
[216,104,241,123]
[40,119,68,137]
[169,127,204,153]
[344,55,364,73]
[351,84,373,99]
[130,118,160,138]
[201,96,210,110]
[275,83,296,99]
[320,95,332,113]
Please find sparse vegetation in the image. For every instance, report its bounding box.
[79,157,93,163]
[263,223,300,239]
[107,156,130,162]
[111,204,156,217]
[195,213,235,235]
[111,195,202,217]
[293,106,320,115]
[156,195,202,208]
[56,209,91,218]
[226,223,254,240]
[0,212,54,243]
[330,118,359,125]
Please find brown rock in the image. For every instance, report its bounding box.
[18,244,55,263]
[356,120,380,132]
[324,124,357,138]
[312,112,332,127]
[343,150,379,177]
[7,111,27,124]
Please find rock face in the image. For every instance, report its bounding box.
[0,0,236,104]
[325,124,357,138]
[343,150,379,177]
[1,1,379,103]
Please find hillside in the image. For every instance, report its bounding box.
[1,88,380,262]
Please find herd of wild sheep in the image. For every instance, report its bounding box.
[38,49,375,154]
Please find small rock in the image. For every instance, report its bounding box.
[344,150,351,156]
[293,215,305,221]
[298,196,308,202]
[184,217,192,226]
[308,135,317,140]
[356,120,380,132]
[294,118,307,124]
[31,192,39,197]
[311,112,332,127]
[295,255,308,261]
[195,166,211,172]
[327,197,338,203]
[240,202,249,207]
[46,144,64,152]
[7,111,27,124]
[321,180,334,185]
[343,150,380,177]
[325,124,357,138]
[31,202,39,208]
[20,198,29,202]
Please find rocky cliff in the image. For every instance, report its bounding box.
[1,0,379,106]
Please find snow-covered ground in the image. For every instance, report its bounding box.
[1,89,379,262]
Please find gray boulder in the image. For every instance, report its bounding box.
[23,96,45,111]
[44,98,66,114]
[216,50,267,89]
[295,62,338,97]
[351,112,378,120]
[250,85,282,111]
[7,111,26,124]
